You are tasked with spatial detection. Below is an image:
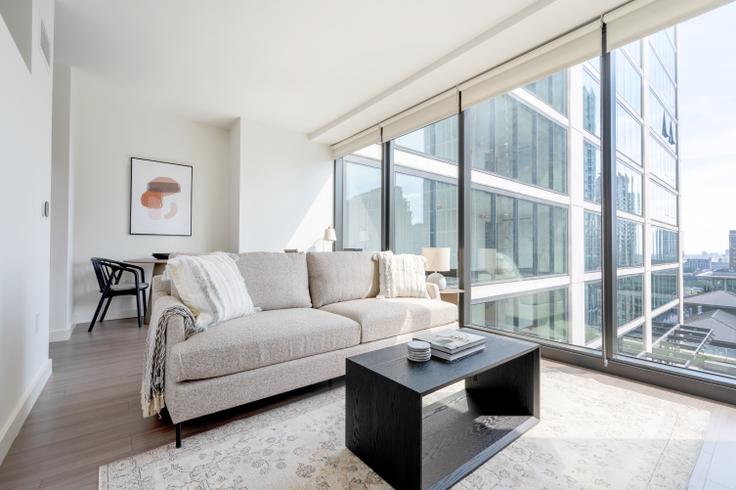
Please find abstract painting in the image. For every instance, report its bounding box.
[130,157,192,236]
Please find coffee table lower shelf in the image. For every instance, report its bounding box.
[421,388,538,489]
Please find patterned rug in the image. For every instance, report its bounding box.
[100,366,710,489]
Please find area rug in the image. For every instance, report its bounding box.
[99,366,710,489]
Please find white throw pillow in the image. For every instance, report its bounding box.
[376,252,429,299]
[166,252,255,327]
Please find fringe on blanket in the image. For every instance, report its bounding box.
[140,304,204,418]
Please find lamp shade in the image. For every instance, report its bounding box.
[421,247,451,272]
[323,226,337,242]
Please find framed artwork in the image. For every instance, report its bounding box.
[130,157,193,236]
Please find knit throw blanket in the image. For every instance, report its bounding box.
[141,305,204,418]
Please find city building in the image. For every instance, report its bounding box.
[684,255,712,273]
[730,230,736,269]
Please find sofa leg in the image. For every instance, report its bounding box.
[175,423,182,448]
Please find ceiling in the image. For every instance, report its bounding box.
[55,0,627,142]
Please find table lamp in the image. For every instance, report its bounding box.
[323,225,337,251]
[422,247,451,290]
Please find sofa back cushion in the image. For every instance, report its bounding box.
[307,251,379,308]
[237,252,311,310]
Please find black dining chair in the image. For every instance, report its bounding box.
[89,257,149,332]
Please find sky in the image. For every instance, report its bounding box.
[678,2,736,255]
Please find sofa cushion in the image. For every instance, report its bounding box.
[307,251,380,308]
[320,298,458,343]
[169,308,360,382]
[238,252,311,310]
[166,252,256,328]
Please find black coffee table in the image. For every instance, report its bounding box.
[345,328,540,490]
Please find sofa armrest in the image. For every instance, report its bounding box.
[426,282,440,300]
[150,294,187,347]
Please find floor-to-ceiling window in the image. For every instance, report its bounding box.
[332,1,736,395]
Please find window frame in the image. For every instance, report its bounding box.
[331,20,736,405]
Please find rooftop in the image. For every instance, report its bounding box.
[684,309,736,344]
[684,290,736,309]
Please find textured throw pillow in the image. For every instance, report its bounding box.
[375,252,429,299]
[166,252,256,328]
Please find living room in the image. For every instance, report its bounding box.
[2,0,736,488]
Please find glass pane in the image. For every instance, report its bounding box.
[623,40,642,66]
[470,190,566,283]
[617,274,644,326]
[524,70,567,115]
[649,31,676,79]
[616,53,642,113]
[648,47,676,113]
[394,174,458,268]
[616,161,643,215]
[466,94,567,193]
[586,57,600,74]
[471,288,569,343]
[585,211,601,272]
[604,12,736,378]
[652,268,679,309]
[583,140,601,203]
[393,117,458,278]
[667,1,736,377]
[618,325,645,356]
[647,135,677,188]
[395,116,458,163]
[617,219,644,268]
[616,103,642,164]
[652,227,678,265]
[647,91,677,151]
[582,69,600,136]
[585,281,603,345]
[651,181,678,225]
[342,148,382,251]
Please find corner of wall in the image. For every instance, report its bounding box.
[0,358,52,466]
[0,0,33,71]
[237,119,334,252]
[229,118,242,252]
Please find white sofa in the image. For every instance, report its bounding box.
[149,251,459,446]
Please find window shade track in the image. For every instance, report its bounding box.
[380,89,459,142]
[330,126,381,159]
[459,21,600,110]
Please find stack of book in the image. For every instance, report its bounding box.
[412,331,486,362]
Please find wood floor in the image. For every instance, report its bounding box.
[0,318,735,489]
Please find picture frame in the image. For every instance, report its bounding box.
[129,157,193,236]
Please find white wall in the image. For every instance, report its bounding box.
[0,0,55,465]
[238,120,334,252]
[69,70,233,324]
[50,64,74,341]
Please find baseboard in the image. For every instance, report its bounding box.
[49,326,73,343]
[0,358,52,466]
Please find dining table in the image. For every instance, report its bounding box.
[124,258,168,324]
